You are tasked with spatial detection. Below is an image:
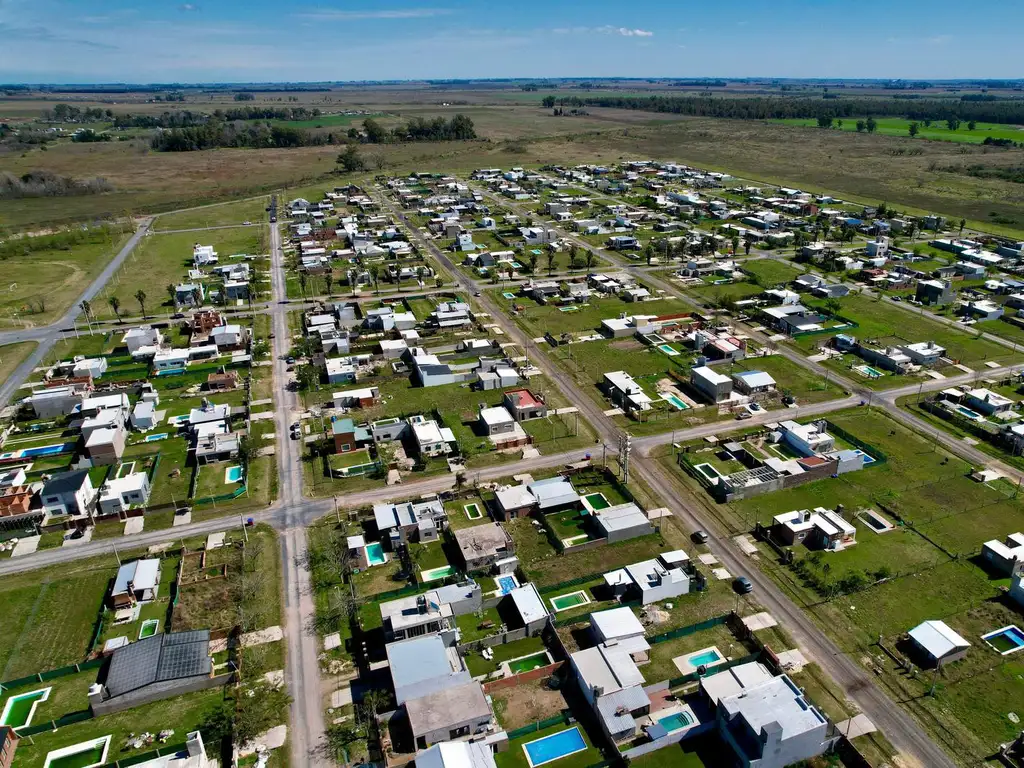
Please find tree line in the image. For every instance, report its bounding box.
[111,105,323,129]
[0,170,113,201]
[356,115,476,143]
[540,93,1024,127]
[150,121,336,151]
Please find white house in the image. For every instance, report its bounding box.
[412,418,455,458]
[131,401,158,432]
[211,325,245,349]
[40,470,97,516]
[98,472,152,515]
[779,420,834,456]
[603,551,690,604]
[123,326,163,356]
[908,620,971,666]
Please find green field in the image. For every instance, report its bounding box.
[152,197,270,231]
[742,258,803,286]
[774,117,1024,145]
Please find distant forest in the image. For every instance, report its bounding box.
[541,94,1024,126]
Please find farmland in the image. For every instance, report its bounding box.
[774,117,1024,145]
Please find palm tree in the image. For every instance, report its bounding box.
[368,263,381,295]
[108,296,121,323]
[324,272,334,297]
[527,253,538,274]
[584,251,596,273]
[166,284,177,307]
[545,250,556,275]
[134,289,148,319]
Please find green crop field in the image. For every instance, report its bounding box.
[774,117,1024,145]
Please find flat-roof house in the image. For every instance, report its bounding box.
[915,279,956,306]
[99,472,152,516]
[690,365,734,404]
[326,357,357,385]
[453,523,514,573]
[507,583,549,634]
[26,385,87,418]
[908,620,971,667]
[40,469,97,516]
[899,341,946,366]
[779,420,834,457]
[773,508,856,551]
[731,370,776,395]
[374,499,446,548]
[412,418,456,458]
[527,476,580,513]
[712,666,835,768]
[333,386,380,409]
[331,417,371,454]
[960,299,1004,322]
[982,533,1024,575]
[502,389,547,421]
[123,326,163,355]
[85,425,127,466]
[493,483,536,521]
[416,741,497,768]
[603,370,653,412]
[603,551,690,605]
[380,581,482,642]
[592,503,654,543]
[89,630,217,716]
[477,405,516,437]
[964,388,1014,415]
[131,401,158,432]
[109,558,161,609]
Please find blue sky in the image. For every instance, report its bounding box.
[1,0,1020,83]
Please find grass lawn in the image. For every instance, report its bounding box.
[642,622,753,685]
[0,228,130,329]
[774,116,1024,145]
[489,289,688,339]
[793,293,1019,370]
[464,635,547,677]
[455,606,504,643]
[0,341,37,384]
[683,280,764,305]
[151,197,270,231]
[525,534,666,588]
[10,687,226,768]
[494,721,602,768]
[0,559,112,679]
[723,354,842,404]
[91,228,265,320]
[742,257,803,286]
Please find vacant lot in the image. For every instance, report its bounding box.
[774,117,1024,145]
[492,290,688,339]
[152,197,270,231]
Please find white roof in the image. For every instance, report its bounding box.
[591,606,645,642]
[495,484,535,511]
[416,741,497,768]
[719,674,828,741]
[112,558,160,595]
[908,620,970,659]
[509,583,548,625]
[413,420,445,445]
[479,406,514,426]
[732,370,776,388]
[691,365,731,385]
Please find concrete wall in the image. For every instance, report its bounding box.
[482,661,564,693]
[91,672,231,716]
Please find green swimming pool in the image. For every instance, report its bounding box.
[583,493,610,510]
[421,564,456,582]
[1,687,50,729]
[550,590,590,612]
[139,619,159,639]
[508,651,550,674]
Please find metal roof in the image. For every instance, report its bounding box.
[112,559,161,595]
[909,620,970,660]
[591,607,645,643]
[104,630,211,698]
[509,583,548,625]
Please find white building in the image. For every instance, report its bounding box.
[603,370,653,412]
[412,418,455,458]
[99,472,152,515]
[779,420,834,456]
[123,326,163,356]
[603,551,690,604]
[691,365,733,404]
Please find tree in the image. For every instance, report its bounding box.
[108,296,121,323]
[644,244,655,265]
[527,252,539,274]
[368,263,381,294]
[835,118,844,130]
[855,119,866,132]
[816,115,834,129]
[324,272,334,297]
[337,144,365,173]
[584,251,596,273]
[744,239,752,256]
[730,236,739,255]
[79,300,92,323]
[959,218,966,235]
[545,250,556,275]
[967,120,977,131]
[297,272,308,297]
[908,122,920,137]
[947,118,961,131]
[134,289,147,319]
[191,287,202,307]
[238,434,259,467]
[166,283,177,306]
[866,116,877,133]
[296,363,319,391]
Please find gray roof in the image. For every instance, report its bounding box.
[527,476,579,510]
[416,741,497,768]
[386,634,470,704]
[509,583,548,625]
[112,559,160,595]
[41,469,91,496]
[104,630,211,698]
[405,681,491,736]
[596,686,650,735]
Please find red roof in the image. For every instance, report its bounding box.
[505,389,542,408]
[798,456,830,468]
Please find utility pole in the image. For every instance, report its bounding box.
[240,514,249,542]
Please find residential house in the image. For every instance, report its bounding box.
[603,370,653,412]
[123,326,163,356]
[374,499,446,548]
[527,476,580,514]
[412,418,456,458]
[691,365,734,404]
[982,533,1024,575]
[331,417,371,454]
[779,420,834,456]
[899,341,945,366]
[731,370,776,396]
[592,503,654,543]
[603,551,690,604]
[477,406,516,437]
[915,279,956,306]
[85,426,127,466]
[964,388,1014,415]
[326,357,357,385]
[175,283,205,308]
[960,300,1004,322]
[502,389,548,421]
[772,507,857,551]
[109,559,161,609]
[380,581,482,642]
[453,523,514,573]
[908,620,971,667]
[415,741,497,768]
[99,472,152,515]
[211,325,245,350]
[333,387,380,409]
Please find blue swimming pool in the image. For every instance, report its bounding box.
[689,649,724,668]
[955,405,984,421]
[983,625,1024,655]
[523,727,587,767]
[155,368,185,376]
[22,444,69,458]
[498,575,516,595]
[851,449,876,465]
[144,433,168,442]
[365,542,386,566]
[225,465,243,483]
[663,394,689,410]
[657,711,694,732]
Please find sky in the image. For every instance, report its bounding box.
[1,0,1021,84]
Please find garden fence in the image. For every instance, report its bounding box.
[823,419,888,464]
[194,485,247,507]
[98,741,190,768]
[505,711,571,740]
[665,651,760,690]
[648,614,729,645]
[15,708,93,737]
[538,572,604,595]
[1,657,105,692]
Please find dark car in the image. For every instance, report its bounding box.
[692,530,709,544]
[286,356,295,364]
[733,576,754,594]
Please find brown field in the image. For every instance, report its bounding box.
[3,91,1024,238]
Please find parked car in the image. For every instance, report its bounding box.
[736,411,752,420]
[286,356,295,364]
[692,530,709,544]
[733,576,754,594]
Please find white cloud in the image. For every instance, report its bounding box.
[296,8,452,20]
[602,25,654,37]
[179,3,199,11]
[553,25,653,38]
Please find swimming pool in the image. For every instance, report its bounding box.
[43,736,111,768]
[550,590,590,612]
[656,711,694,733]
[657,344,680,357]
[689,649,724,668]
[1,686,51,729]
[675,646,726,675]
[582,492,610,511]
[497,575,517,595]
[502,292,517,300]
[464,502,483,519]
[421,564,456,582]
[0,443,73,461]
[154,367,186,376]
[982,625,1024,655]
[224,465,243,483]
[522,726,587,767]
[853,364,884,379]
[851,449,877,465]
[365,542,386,566]
[138,619,159,639]
[954,405,984,421]
[662,393,689,410]
[693,463,723,481]
[144,433,168,442]
[557,306,578,313]
[508,651,550,674]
